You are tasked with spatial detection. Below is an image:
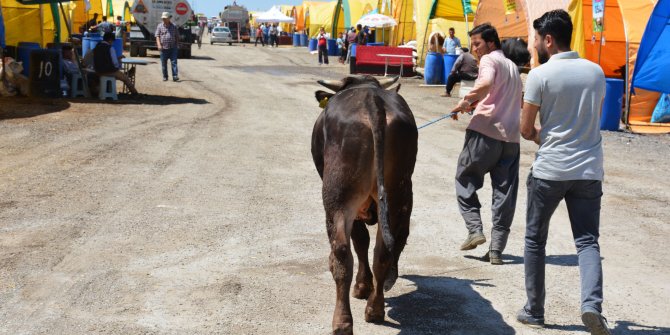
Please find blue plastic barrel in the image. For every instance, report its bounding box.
[293,33,300,46]
[113,38,123,58]
[17,42,41,76]
[350,43,357,57]
[308,38,317,52]
[443,54,459,81]
[601,78,624,131]
[424,52,444,85]
[82,34,103,56]
[300,33,308,46]
[327,39,338,56]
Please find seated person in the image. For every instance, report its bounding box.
[441,47,478,97]
[93,32,138,95]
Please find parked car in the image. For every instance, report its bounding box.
[211,26,233,45]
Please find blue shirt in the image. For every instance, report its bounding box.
[443,36,461,54]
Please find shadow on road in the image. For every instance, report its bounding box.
[384,274,515,334]
[0,98,70,120]
[189,55,216,60]
[464,253,585,266]
[64,94,209,106]
[613,321,670,334]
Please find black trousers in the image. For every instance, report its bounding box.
[318,45,329,64]
[255,36,264,46]
[446,71,478,94]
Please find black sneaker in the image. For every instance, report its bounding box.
[483,250,503,265]
[517,308,545,328]
[460,231,486,251]
[163,77,168,81]
[582,310,612,335]
[173,77,180,82]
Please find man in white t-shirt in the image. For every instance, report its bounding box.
[516,10,611,335]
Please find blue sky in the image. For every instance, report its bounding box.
[192,0,303,17]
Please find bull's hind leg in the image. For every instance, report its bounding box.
[365,227,394,323]
[326,210,355,335]
[351,220,373,299]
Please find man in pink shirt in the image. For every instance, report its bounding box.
[451,23,523,265]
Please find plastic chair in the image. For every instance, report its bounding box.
[98,76,117,100]
[70,72,86,98]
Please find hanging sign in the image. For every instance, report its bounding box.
[593,0,604,32]
[503,0,517,15]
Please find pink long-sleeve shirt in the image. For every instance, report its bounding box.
[467,50,522,143]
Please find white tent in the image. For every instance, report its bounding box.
[255,6,295,23]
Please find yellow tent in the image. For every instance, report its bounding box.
[294,5,305,31]
[0,0,69,46]
[415,0,478,66]
[335,0,377,30]
[569,0,659,133]
[391,0,415,45]
[72,0,104,34]
[305,1,343,37]
[280,5,295,32]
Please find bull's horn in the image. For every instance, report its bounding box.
[379,76,400,89]
[317,80,343,92]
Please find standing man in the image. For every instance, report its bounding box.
[316,27,329,65]
[441,47,478,97]
[451,23,522,265]
[442,27,462,54]
[155,12,179,82]
[516,10,611,335]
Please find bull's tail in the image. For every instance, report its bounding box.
[368,94,394,254]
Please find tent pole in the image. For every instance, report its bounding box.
[624,39,630,128]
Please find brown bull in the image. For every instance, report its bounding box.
[311,75,418,334]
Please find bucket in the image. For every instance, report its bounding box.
[82,35,103,56]
[424,52,444,85]
[443,54,459,81]
[17,42,41,76]
[308,38,317,52]
[113,38,123,58]
[327,38,338,56]
[601,78,624,131]
[300,33,308,46]
[293,33,300,46]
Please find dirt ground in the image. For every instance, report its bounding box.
[1,36,669,335]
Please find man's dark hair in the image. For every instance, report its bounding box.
[102,15,107,21]
[103,32,115,42]
[468,23,501,49]
[356,24,362,31]
[502,38,530,66]
[449,27,455,32]
[533,9,572,49]
[461,47,469,52]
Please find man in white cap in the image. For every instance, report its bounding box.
[155,11,179,81]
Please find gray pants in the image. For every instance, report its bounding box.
[455,130,520,252]
[523,174,604,317]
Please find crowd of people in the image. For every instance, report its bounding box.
[254,23,286,47]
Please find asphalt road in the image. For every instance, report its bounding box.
[0,37,669,334]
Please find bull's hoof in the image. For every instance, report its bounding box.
[332,323,353,335]
[352,282,372,299]
[364,306,385,324]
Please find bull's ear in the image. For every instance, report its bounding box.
[315,90,334,108]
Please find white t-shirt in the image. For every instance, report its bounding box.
[524,51,606,181]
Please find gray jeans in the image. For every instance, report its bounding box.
[523,174,604,317]
[455,130,520,252]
